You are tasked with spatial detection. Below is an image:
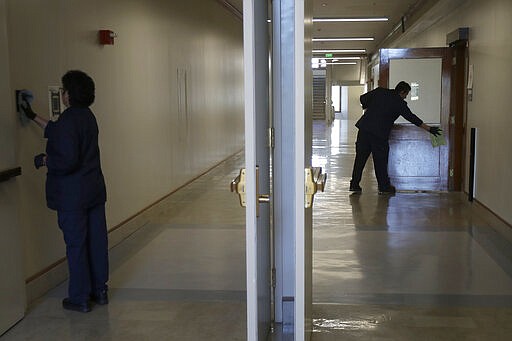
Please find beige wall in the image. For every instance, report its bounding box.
[347,85,365,122]
[0,0,26,329]
[388,0,512,225]
[4,0,243,282]
[329,63,363,123]
[331,63,360,84]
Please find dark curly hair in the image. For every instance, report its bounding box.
[61,70,95,107]
[395,81,411,93]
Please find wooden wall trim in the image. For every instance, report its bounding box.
[216,0,242,21]
[472,198,512,244]
[0,167,21,183]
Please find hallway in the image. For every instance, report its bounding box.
[3,116,512,340]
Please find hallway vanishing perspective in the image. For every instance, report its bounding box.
[3,116,512,340]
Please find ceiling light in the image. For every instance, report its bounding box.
[336,57,361,59]
[313,49,366,53]
[320,57,361,60]
[311,57,360,62]
[313,17,388,22]
[326,62,357,65]
[313,37,374,42]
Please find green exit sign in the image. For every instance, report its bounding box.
[325,53,333,58]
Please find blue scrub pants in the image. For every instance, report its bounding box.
[57,203,109,304]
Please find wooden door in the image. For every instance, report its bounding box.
[379,48,452,191]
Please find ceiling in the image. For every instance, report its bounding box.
[224,0,441,58]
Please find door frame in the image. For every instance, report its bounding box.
[271,0,313,340]
[243,1,271,340]
[448,41,468,191]
[379,48,452,191]
[245,0,313,339]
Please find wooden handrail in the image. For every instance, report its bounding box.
[0,167,22,183]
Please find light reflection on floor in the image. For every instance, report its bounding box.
[310,115,512,340]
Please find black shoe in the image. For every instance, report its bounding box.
[378,185,396,195]
[91,289,109,305]
[62,298,91,313]
[349,183,362,192]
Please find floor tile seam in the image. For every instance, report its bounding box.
[312,293,512,307]
[105,288,247,303]
[313,229,473,233]
[144,222,246,230]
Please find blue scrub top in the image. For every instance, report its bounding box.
[44,106,106,211]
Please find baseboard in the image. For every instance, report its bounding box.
[470,196,512,244]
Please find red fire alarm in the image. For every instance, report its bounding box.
[99,30,117,45]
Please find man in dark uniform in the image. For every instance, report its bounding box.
[21,70,109,313]
[350,81,441,194]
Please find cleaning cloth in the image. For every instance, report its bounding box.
[430,131,446,147]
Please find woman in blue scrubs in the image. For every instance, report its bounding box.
[22,70,109,313]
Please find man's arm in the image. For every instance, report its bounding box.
[400,103,441,136]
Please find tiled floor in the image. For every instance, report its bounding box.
[2,116,512,340]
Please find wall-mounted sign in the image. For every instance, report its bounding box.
[410,82,419,101]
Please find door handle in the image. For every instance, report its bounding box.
[230,167,270,216]
[305,167,327,208]
[230,168,247,207]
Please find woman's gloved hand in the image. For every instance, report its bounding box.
[20,97,37,120]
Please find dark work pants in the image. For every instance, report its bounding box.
[57,203,109,304]
[350,130,392,190]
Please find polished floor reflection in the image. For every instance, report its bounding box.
[311,115,512,340]
[3,115,512,340]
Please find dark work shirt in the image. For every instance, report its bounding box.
[355,87,423,139]
[44,106,106,211]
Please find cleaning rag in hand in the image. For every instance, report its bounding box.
[430,131,446,147]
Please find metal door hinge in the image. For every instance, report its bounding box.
[450,168,454,177]
[268,127,275,148]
